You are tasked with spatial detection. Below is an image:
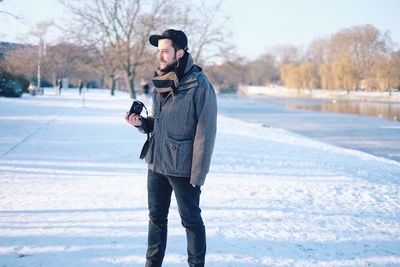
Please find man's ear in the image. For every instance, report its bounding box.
[176,49,184,59]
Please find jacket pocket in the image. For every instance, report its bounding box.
[164,136,193,174]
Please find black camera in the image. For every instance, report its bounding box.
[129,100,144,116]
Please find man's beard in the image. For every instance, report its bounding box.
[160,59,177,72]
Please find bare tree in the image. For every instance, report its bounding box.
[29,21,54,93]
[329,24,389,91]
[177,0,231,65]
[2,41,101,90]
[59,0,233,98]
[243,52,279,86]
[1,21,54,91]
[305,38,330,88]
[206,57,245,93]
[372,50,400,94]
[0,0,22,21]
[272,44,304,66]
[60,0,177,98]
[1,45,37,80]
[46,43,93,85]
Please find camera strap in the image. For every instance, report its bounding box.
[140,105,150,160]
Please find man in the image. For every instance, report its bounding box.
[125,29,217,267]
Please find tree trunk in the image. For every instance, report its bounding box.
[111,76,116,96]
[128,71,136,99]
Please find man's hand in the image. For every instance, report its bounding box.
[125,112,142,127]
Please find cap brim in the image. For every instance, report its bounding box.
[149,35,166,47]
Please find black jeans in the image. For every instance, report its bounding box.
[145,170,206,267]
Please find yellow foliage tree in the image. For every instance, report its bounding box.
[281,63,318,90]
[371,53,400,93]
[319,63,334,90]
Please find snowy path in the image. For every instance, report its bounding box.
[1,89,400,266]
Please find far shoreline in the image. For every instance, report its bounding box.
[236,85,400,103]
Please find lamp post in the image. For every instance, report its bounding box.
[37,36,45,95]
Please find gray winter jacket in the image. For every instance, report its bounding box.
[140,65,217,186]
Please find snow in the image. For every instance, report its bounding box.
[1,89,400,266]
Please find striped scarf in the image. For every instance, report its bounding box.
[152,52,193,95]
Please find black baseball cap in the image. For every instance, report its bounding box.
[149,29,188,50]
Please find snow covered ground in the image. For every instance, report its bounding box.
[1,89,399,267]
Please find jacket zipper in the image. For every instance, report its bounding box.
[156,92,173,172]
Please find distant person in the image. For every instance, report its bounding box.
[125,29,217,267]
[57,78,62,95]
[55,79,61,95]
[141,78,150,96]
[78,80,84,95]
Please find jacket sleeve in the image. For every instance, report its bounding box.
[190,75,217,186]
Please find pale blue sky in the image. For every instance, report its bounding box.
[1,0,399,59]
